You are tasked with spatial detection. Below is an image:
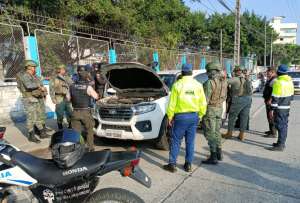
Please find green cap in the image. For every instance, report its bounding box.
[205,62,222,71]
[24,60,37,68]
[56,64,66,70]
[233,65,241,72]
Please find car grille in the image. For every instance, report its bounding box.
[99,107,133,121]
[102,124,132,132]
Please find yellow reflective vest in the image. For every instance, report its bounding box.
[167,76,207,120]
[271,75,294,110]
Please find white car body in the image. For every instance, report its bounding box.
[94,63,225,143]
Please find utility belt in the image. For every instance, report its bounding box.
[55,93,67,96]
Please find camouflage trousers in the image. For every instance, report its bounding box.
[202,106,223,152]
[37,98,46,125]
[55,100,72,124]
[228,96,252,132]
[23,98,44,132]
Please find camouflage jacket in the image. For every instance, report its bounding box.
[49,74,72,103]
[16,71,45,101]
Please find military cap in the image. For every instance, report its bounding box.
[56,64,66,70]
[24,60,37,68]
[205,62,222,72]
[233,65,241,72]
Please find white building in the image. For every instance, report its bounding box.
[270,16,297,44]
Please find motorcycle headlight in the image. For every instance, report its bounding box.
[133,103,156,115]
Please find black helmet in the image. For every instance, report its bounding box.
[50,129,85,168]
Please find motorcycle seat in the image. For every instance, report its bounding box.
[11,150,111,185]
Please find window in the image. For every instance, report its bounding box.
[281,28,297,33]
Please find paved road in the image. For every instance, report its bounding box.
[3,94,300,203]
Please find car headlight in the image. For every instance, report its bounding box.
[133,103,156,115]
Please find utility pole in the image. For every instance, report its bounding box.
[233,0,241,66]
[270,29,273,67]
[264,20,267,69]
[220,29,223,67]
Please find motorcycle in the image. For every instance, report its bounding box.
[0,127,151,203]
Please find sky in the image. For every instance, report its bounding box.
[184,0,300,44]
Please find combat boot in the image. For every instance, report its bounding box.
[39,128,51,139]
[57,122,63,130]
[27,131,41,143]
[216,147,223,161]
[238,131,245,141]
[222,131,233,139]
[202,152,218,165]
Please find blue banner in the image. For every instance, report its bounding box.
[200,57,206,70]
[27,36,41,77]
[152,51,160,72]
[109,49,117,64]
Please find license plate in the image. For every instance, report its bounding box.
[105,130,123,138]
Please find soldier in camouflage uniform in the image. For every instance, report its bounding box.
[222,66,252,140]
[16,60,50,143]
[202,62,227,165]
[50,64,73,130]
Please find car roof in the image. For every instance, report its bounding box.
[157,69,206,76]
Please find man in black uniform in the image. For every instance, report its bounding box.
[263,67,277,137]
[70,71,99,151]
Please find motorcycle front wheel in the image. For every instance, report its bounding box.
[85,188,144,203]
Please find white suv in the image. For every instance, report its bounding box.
[94,62,225,150]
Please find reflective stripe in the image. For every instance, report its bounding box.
[272,94,293,98]
[277,106,290,109]
[271,104,278,107]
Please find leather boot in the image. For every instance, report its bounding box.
[202,152,218,165]
[238,131,245,141]
[216,147,223,161]
[57,122,63,130]
[27,131,41,143]
[222,131,233,139]
[39,128,51,139]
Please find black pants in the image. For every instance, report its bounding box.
[265,103,276,134]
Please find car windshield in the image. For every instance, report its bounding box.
[159,74,176,89]
[288,72,300,78]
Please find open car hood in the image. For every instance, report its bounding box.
[101,62,168,98]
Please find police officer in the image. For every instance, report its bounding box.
[202,62,227,165]
[163,64,207,173]
[269,65,294,151]
[70,71,99,152]
[263,67,277,137]
[50,64,73,130]
[16,60,50,143]
[222,66,252,140]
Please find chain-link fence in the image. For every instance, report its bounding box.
[0,23,25,81]
[35,29,109,78]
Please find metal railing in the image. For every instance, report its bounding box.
[0,23,25,81]
[34,29,109,78]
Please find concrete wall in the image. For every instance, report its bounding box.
[0,83,25,124]
[0,83,55,124]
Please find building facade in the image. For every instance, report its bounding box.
[270,16,297,44]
